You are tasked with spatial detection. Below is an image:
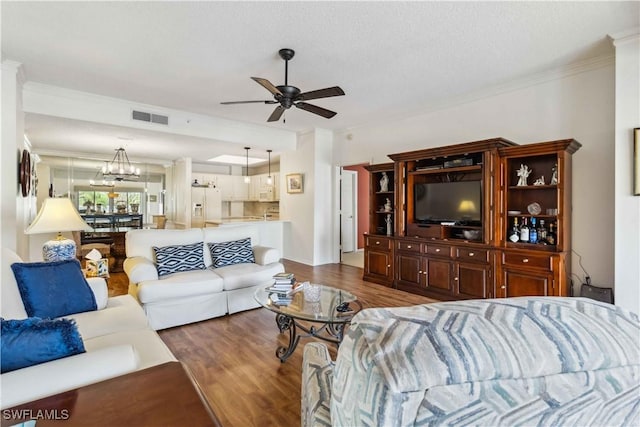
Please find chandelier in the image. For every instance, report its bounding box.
[101,147,140,181]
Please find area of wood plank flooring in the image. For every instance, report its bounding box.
[108,260,439,426]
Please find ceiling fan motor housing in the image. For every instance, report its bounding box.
[276,85,301,109]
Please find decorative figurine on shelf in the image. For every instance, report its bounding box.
[384,198,392,212]
[379,172,389,192]
[550,164,558,185]
[516,164,532,186]
[533,176,545,186]
[385,214,392,236]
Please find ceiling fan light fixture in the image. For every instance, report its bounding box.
[244,147,251,183]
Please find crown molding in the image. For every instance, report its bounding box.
[609,27,640,45]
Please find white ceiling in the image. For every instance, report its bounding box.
[2,1,638,166]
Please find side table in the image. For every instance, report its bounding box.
[1,362,222,426]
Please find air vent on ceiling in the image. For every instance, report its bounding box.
[132,110,169,125]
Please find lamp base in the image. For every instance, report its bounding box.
[43,238,77,262]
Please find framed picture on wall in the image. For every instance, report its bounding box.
[635,128,640,196]
[286,173,303,194]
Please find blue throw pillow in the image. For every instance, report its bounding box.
[11,259,97,318]
[208,237,255,268]
[1,317,86,373]
[153,242,206,277]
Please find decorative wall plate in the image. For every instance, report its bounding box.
[19,150,31,197]
[527,202,542,215]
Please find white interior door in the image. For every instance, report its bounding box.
[341,170,357,253]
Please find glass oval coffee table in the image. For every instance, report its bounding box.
[254,284,362,362]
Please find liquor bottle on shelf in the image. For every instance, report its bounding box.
[519,217,530,243]
[538,219,547,244]
[546,222,557,245]
[509,217,520,243]
[529,218,538,244]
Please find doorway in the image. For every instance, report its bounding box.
[340,164,369,268]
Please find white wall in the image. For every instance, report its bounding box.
[312,129,336,265]
[281,132,316,264]
[612,30,640,314]
[1,60,28,257]
[335,61,617,294]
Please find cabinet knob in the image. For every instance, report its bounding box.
[407,245,412,249]
[387,265,391,268]
[501,285,506,289]
[522,258,529,263]
[435,248,440,252]
[469,252,475,256]
[423,272,427,275]
[375,241,380,245]
[418,270,423,274]
[454,277,459,281]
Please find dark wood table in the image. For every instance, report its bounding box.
[1,362,221,426]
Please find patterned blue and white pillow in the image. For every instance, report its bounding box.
[153,242,206,277]
[208,238,255,268]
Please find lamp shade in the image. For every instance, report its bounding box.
[26,198,92,235]
[26,198,92,262]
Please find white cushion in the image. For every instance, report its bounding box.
[125,228,204,261]
[214,262,285,291]
[86,277,108,310]
[203,225,261,267]
[67,295,149,339]
[1,248,28,319]
[84,329,176,370]
[0,345,139,409]
[137,269,224,304]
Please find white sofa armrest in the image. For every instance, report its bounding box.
[86,277,108,310]
[253,245,280,265]
[123,256,158,284]
[0,344,139,409]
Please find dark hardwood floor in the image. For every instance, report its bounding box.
[108,261,439,427]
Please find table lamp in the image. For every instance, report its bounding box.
[25,198,93,262]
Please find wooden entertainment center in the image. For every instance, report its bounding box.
[364,137,581,300]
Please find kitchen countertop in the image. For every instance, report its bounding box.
[205,216,287,226]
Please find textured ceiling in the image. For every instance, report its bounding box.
[2,1,638,164]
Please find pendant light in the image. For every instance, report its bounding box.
[266,149,273,185]
[244,147,251,183]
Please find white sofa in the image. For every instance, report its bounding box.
[124,225,284,330]
[0,248,176,409]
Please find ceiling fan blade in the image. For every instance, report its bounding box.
[267,106,286,122]
[297,86,345,101]
[220,100,277,105]
[295,102,337,119]
[251,77,282,96]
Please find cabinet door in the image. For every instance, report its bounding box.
[232,176,249,200]
[425,258,452,294]
[396,253,424,288]
[500,268,553,297]
[364,249,393,284]
[454,262,491,299]
[217,175,233,201]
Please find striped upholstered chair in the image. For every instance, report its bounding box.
[301,297,640,426]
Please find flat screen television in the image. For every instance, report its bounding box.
[414,180,482,224]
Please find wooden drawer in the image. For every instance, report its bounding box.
[502,252,552,270]
[366,235,392,250]
[425,244,451,258]
[456,247,489,263]
[396,240,422,253]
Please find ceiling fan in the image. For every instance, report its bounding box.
[221,48,345,122]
